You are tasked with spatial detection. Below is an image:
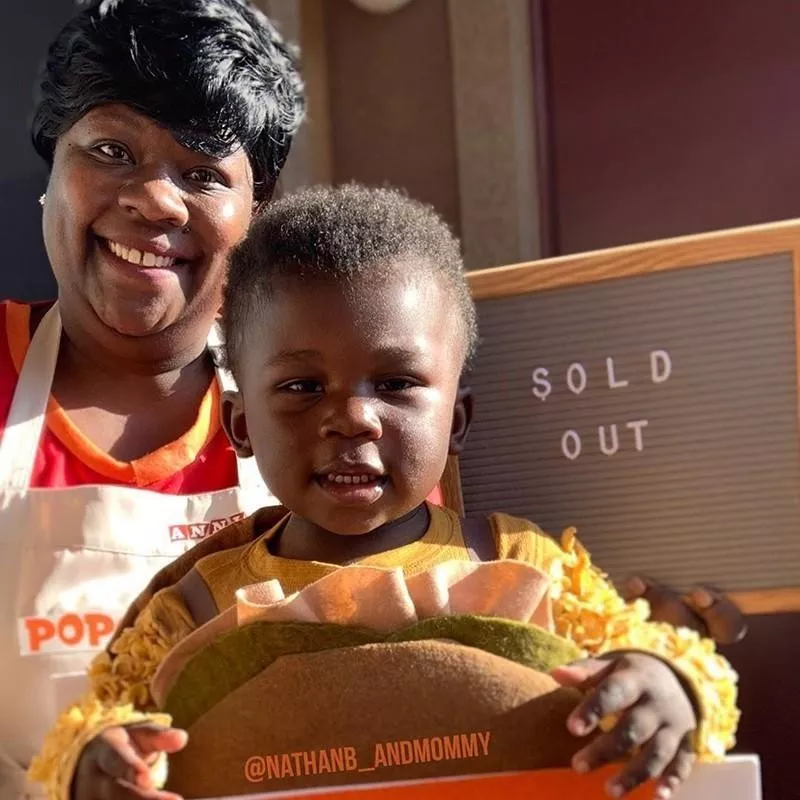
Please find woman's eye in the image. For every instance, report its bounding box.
[279,380,323,394]
[93,142,132,162]
[186,167,225,186]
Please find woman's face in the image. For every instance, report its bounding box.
[43,104,255,342]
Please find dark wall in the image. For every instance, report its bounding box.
[542,0,800,255]
[719,615,799,800]
[1,1,75,301]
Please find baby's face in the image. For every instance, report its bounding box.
[227,267,468,535]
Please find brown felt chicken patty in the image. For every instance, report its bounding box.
[163,616,586,797]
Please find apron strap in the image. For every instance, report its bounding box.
[0,304,61,491]
[206,320,233,391]
[0,308,269,495]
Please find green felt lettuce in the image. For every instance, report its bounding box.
[163,615,581,730]
[394,616,580,672]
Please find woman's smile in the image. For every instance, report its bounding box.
[96,233,196,287]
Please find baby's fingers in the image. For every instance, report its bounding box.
[567,666,643,737]
[98,780,183,800]
[653,736,696,799]
[572,706,661,774]
[94,728,154,788]
[605,729,681,797]
[127,724,188,760]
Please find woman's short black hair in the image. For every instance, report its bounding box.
[31,0,305,201]
[223,183,479,381]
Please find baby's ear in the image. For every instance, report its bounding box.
[449,385,474,455]
[221,390,253,457]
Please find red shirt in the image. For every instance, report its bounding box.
[0,301,443,503]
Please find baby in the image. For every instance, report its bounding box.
[31,184,738,800]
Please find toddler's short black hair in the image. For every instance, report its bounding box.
[31,0,305,201]
[223,183,478,379]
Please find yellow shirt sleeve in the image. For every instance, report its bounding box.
[491,514,740,761]
[27,589,195,800]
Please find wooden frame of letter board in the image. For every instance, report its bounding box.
[439,218,800,616]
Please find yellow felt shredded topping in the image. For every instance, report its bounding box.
[28,528,740,800]
[27,612,183,800]
[549,528,739,760]
[89,614,181,709]
[27,693,171,800]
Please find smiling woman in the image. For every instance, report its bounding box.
[0,1,304,796]
[44,104,255,344]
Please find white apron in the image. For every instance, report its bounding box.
[0,304,277,794]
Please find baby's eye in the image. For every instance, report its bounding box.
[376,378,417,393]
[278,379,323,394]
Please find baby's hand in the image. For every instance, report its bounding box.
[552,653,697,799]
[72,723,187,800]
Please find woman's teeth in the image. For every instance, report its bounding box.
[326,474,379,485]
[107,239,177,268]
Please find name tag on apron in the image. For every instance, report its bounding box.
[17,610,119,656]
[168,512,246,544]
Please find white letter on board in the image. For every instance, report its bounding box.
[532,368,552,402]
[598,424,620,456]
[650,350,672,384]
[566,363,587,395]
[606,357,629,389]
[562,430,582,461]
[627,419,649,451]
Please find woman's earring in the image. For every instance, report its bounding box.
[38,194,46,208]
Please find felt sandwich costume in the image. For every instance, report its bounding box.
[29,504,740,799]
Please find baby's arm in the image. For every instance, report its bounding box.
[28,590,195,800]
